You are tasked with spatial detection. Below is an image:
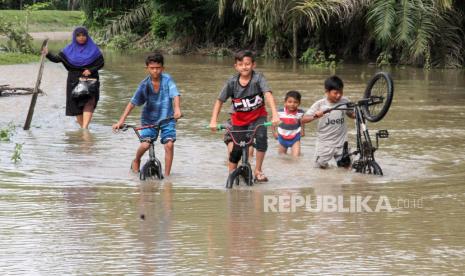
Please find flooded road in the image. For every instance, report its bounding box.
[1,51,465,274]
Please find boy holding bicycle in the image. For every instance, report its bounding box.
[209,50,280,182]
[112,53,182,176]
[302,75,355,169]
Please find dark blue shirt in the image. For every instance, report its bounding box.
[131,73,180,125]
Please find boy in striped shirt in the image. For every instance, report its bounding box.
[272,91,305,157]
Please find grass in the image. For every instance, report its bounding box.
[0,123,15,142]
[0,52,39,65]
[0,10,84,32]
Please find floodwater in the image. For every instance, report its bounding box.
[1,50,465,275]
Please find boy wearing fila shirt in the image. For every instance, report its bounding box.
[302,75,355,169]
[209,50,280,182]
[272,91,305,157]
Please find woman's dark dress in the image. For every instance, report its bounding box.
[46,52,104,116]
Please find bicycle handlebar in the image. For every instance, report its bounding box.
[206,121,273,131]
[322,96,384,114]
[119,116,178,132]
[206,121,273,147]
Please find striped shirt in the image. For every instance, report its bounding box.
[277,107,305,140]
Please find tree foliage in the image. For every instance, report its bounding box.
[74,0,465,68]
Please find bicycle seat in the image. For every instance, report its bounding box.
[140,137,157,143]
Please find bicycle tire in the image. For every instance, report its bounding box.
[141,161,162,180]
[226,170,239,189]
[363,72,394,122]
[244,165,254,186]
[361,160,383,176]
[154,158,164,180]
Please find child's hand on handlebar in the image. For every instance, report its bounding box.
[314,110,324,119]
[209,121,218,132]
[112,121,125,132]
[173,110,182,120]
[271,115,280,126]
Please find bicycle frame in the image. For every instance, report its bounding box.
[326,98,387,175]
[354,104,375,163]
[132,127,160,165]
[120,117,176,180]
[216,122,272,188]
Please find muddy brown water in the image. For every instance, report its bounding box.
[1,51,465,274]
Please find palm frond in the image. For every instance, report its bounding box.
[394,0,415,44]
[431,7,464,67]
[366,0,397,45]
[103,2,152,39]
[408,0,437,61]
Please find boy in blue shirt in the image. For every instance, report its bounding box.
[112,53,182,176]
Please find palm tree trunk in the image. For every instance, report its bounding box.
[292,20,298,59]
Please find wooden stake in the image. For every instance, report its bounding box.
[23,39,48,130]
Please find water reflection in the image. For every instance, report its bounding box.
[64,129,96,154]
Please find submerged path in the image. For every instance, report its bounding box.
[29,31,70,41]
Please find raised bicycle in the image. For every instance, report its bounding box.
[324,71,394,175]
[211,121,272,188]
[118,117,176,180]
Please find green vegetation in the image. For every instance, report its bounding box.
[11,143,23,163]
[0,9,79,65]
[77,0,465,69]
[0,52,39,64]
[300,48,341,68]
[0,0,79,10]
[0,10,83,32]
[0,123,23,163]
[1,1,465,68]
[0,16,38,65]
[0,123,15,142]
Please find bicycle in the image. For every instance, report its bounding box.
[323,72,394,175]
[118,117,176,181]
[210,121,272,188]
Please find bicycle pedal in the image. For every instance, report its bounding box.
[376,129,389,138]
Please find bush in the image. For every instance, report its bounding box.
[0,18,35,54]
[24,2,55,11]
[376,51,392,67]
[300,47,341,68]
[106,33,141,50]
[151,12,177,40]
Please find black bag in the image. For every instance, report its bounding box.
[71,77,99,99]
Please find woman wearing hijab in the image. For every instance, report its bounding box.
[44,27,104,129]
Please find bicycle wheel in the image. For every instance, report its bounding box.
[154,158,164,180]
[361,160,383,176]
[141,161,161,180]
[363,72,394,122]
[226,169,240,189]
[243,165,254,186]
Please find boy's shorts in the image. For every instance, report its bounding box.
[139,120,176,144]
[278,133,301,149]
[314,143,346,168]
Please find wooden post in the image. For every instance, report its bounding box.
[23,39,48,130]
